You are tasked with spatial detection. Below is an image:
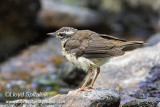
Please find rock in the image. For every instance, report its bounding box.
[37,0,102,28]
[119,66,160,106]
[120,88,160,106]
[120,95,137,106]
[94,42,160,90]
[53,88,120,107]
[119,66,160,100]
[122,98,159,107]
[1,88,120,107]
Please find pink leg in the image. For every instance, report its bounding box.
[88,67,100,89]
[77,71,94,91]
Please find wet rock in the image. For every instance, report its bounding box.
[1,88,120,107]
[120,88,160,106]
[120,88,143,98]
[122,98,159,107]
[119,63,160,104]
[55,88,120,107]
[120,95,137,106]
[138,66,160,98]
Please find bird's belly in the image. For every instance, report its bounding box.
[64,53,98,72]
[90,58,110,67]
[63,51,110,72]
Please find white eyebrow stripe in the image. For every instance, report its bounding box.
[63,31,74,35]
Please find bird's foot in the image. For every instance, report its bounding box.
[76,87,91,92]
[87,85,96,89]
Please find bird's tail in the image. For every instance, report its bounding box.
[117,41,144,48]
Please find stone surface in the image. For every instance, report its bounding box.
[54,88,120,107]
[119,66,160,103]
[94,42,160,90]
[120,88,160,106]
[0,89,120,107]
[138,66,160,98]
[122,98,159,107]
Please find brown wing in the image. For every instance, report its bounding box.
[64,39,89,57]
[82,34,125,58]
[64,32,125,58]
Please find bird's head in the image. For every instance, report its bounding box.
[47,27,78,40]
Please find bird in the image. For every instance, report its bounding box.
[47,27,144,91]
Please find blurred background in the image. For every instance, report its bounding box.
[0,0,160,101]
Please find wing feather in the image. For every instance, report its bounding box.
[64,33,125,58]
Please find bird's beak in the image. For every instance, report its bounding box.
[47,32,56,37]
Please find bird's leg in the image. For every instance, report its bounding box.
[76,71,94,91]
[87,67,100,89]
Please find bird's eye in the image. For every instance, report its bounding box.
[59,33,65,37]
